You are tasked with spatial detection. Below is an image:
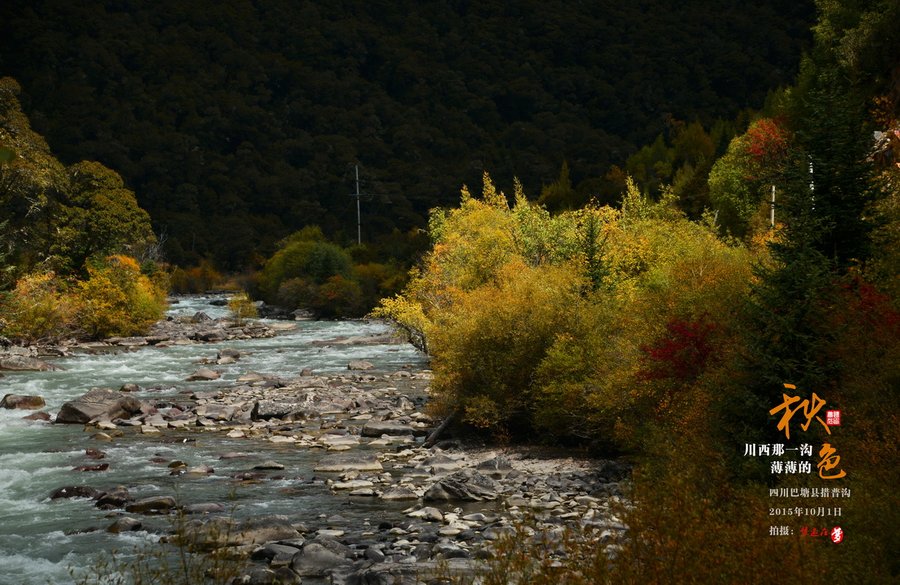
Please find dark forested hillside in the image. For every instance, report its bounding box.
[0,0,813,267]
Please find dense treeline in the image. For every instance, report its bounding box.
[378,0,899,581]
[0,0,813,268]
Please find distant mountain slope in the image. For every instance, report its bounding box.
[0,0,813,267]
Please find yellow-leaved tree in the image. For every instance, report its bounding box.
[76,255,167,339]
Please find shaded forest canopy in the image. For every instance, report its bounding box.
[0,0,813,268]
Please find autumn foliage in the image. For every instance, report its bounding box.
[0,255,167,341]
[375,173,753,442]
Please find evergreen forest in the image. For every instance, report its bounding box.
[1,0,814,267]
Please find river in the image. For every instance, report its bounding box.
[0,296,428,585]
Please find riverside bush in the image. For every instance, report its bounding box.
[0,271,75,342]
[76,255,167,338]
[227,290,257,325]
[256,225,406,318]
[0,256,166,341]
[428,261,584,436]
[377,172,756,445]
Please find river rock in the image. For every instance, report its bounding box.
[237,372,270,384]
[345,559,477,585]
[253,460,285,470]
[195,404,238,420]
[424,469,499,502]
[407,506,444,522]
[218,348,241,361]
[361,420,420,437]
[183,502,225,514]
[234,516,303,546]
[56,388,143,424]
[251,543,303,564]
[315,452,383,473]
[433,542,471,559]
[96,486,133,509]
[238,567,303,585]
[23,411,51,421]
[380,486,419,501]
[0,356,60,371]
[476,455,514,478]
[347,360,374,371]
[252,400,306,420]
[194,328,227,342]
[73,463,109,472]
[1,394,46,409]
[186,367,220,381]
[49,485,100,500]
[419,452,468,473]
[290,543,352,578]
[107,517,143,533]
[107,336,148,347]
[125,495,177,514]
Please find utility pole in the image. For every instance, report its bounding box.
[348,164,390,245]
[770,184,776,228]
[353,164,362,245]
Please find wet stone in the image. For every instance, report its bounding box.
[250,543,302,564]
[290,542,353,578]
[96,486,132,509]
[49,485,100,500]
[1,394,46,409]
[315,452,383,473]
[23,411,51,422]
[107,516,143,534]
[125,496,177,514]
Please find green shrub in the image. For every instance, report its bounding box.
[310,275,364,318]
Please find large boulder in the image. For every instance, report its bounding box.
[0,356,60,371]
[1,394,46,410]
[56,388,143,424]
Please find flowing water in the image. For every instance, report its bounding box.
[0,297,428,584]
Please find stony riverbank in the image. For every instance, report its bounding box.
[1,313,631,585]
